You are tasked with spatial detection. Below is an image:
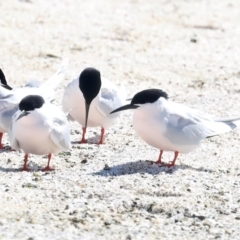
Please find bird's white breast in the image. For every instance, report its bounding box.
[12,109,62,155]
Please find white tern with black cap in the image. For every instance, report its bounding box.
[10,95,71,171]
[111,89,240,167]
[62,67,125,144]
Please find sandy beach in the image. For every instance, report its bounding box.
[0,0,240,239]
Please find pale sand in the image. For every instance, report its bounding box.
[0,0,240,239]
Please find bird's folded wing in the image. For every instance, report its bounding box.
[49,118,71,150]
[24,79,41,88]
[0,95,19,112]
[97,87,123,117]
[9,135,20,150]
[9,114,21,150]
[162,101,213,145]
[164,100,240,145]
[0,105,19,132]
[61,78,79,121]
[165,112,211,145]
[0,85,12,98]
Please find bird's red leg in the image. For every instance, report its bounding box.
[80,127,87,144]
[155,150,163,164]
[22,154,29,171]
[162,151,179,168]
[0,132,3,149]
[97,127,105,145]
[42,154,53,171]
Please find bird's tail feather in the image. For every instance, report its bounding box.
[40,58,69,91]
[214,116,240,123]
[206,117,240,138]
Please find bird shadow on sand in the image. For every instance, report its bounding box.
[0,160,49,172]
[0,167,23,172]
[0,146,15,153]
[0,166,53,173]
[93,160,214,176]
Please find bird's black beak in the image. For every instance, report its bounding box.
[84,102,90,129]
[110,104,139,114]
[1,83,12,90]
[17,111,30,121]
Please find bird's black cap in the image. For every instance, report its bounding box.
[110,89,168,114]
[19,95,45,111]
[131,89,168,105]
[79,67,101,104]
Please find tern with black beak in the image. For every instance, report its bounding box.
[111,89,240,167]
[62,67,124,144]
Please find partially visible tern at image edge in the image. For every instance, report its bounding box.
[0,59,68,149]
[62,67,125,144]
[111,89,240,167]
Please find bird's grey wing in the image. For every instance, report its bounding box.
[0,94,20,130]
[62,78,78,122]
[164,106,212,145]
[0,85,12,98]
[97,87,122,118]
[0,92,20,103]
[9,112,21,150]
[9,131,21,150]
[49,117,71,150]
[0,93,20,112]
[24,79,41,88]
[0,105,19,131]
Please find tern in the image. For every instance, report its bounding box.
[10,95,71,171]
[62,67,124,144]
[0,59,68,149]
[111,89,240,167]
